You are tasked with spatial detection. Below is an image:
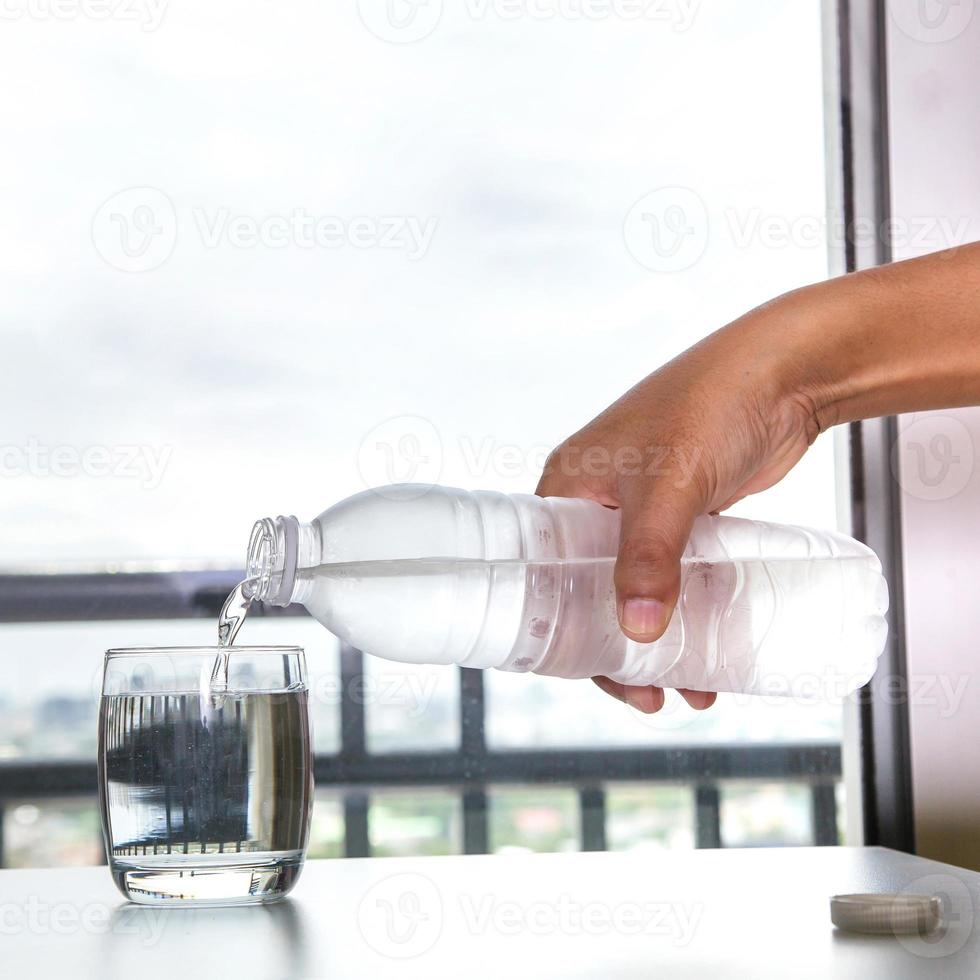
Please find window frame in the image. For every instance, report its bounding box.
[0,2,882,865]
[832,0,915,854]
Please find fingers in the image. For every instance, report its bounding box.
[535,446,618,506]
[593,676,665,713]
[615,477,703,643]
[592,678,717,713]
[535,447,575,499]
[678,689,717,710]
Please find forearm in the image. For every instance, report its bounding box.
[738,242,980,430]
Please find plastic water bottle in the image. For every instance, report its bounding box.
[244,484,888,698]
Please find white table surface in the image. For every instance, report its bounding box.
[3,846,979,978]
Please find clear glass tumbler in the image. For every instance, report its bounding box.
[98,646,313,906]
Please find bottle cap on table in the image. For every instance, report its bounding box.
[830,893,942,935]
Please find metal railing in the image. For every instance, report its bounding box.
[0,571,842,863]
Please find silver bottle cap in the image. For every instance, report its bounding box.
[830,893,942,935]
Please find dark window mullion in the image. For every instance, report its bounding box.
[811,782,839,846]
[579,786,607,852]
[695,784,722,849]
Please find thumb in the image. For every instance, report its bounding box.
[615,478,702,643]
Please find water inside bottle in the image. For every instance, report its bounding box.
[288,553,886,695]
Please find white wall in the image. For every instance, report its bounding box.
[885,0,980,868]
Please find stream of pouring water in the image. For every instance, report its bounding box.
[208,579,256,698]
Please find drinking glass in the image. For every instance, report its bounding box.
[98,646,313,906]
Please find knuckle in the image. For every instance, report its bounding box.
[616,522,685,596]
[541,445,566,476]
[621,534,671,568]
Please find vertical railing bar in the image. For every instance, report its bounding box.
[579,785,607,852]
[695,784,722,849]
[460,668,488,853]
[339,645,370,856]
[340,645,367,758]
[811,781,840,846]
[462,788,489,855]
[459,668,486,757]
[344,792,371,859]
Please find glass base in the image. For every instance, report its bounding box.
[110,850,305,907]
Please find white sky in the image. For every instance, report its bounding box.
[0,0,834,566]
[0,0,845,760]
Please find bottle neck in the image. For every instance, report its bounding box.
[245,515,319,606]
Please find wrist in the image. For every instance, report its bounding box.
[753,273,896,433]
[719,243,980,437]
[723,281,859,436]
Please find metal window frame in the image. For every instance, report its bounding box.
[1,8,884,862]
[830,0,915,852]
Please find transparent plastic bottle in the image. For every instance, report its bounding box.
[245,484,889,698]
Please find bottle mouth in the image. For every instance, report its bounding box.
[246,516,299,605]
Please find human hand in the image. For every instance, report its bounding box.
[536,292,831,713]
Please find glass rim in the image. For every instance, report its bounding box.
[104,645,304,659]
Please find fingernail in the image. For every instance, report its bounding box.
[621,598,667,641]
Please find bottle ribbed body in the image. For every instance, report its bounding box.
[248,484,889,698]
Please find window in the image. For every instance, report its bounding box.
[0,0,846,866]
